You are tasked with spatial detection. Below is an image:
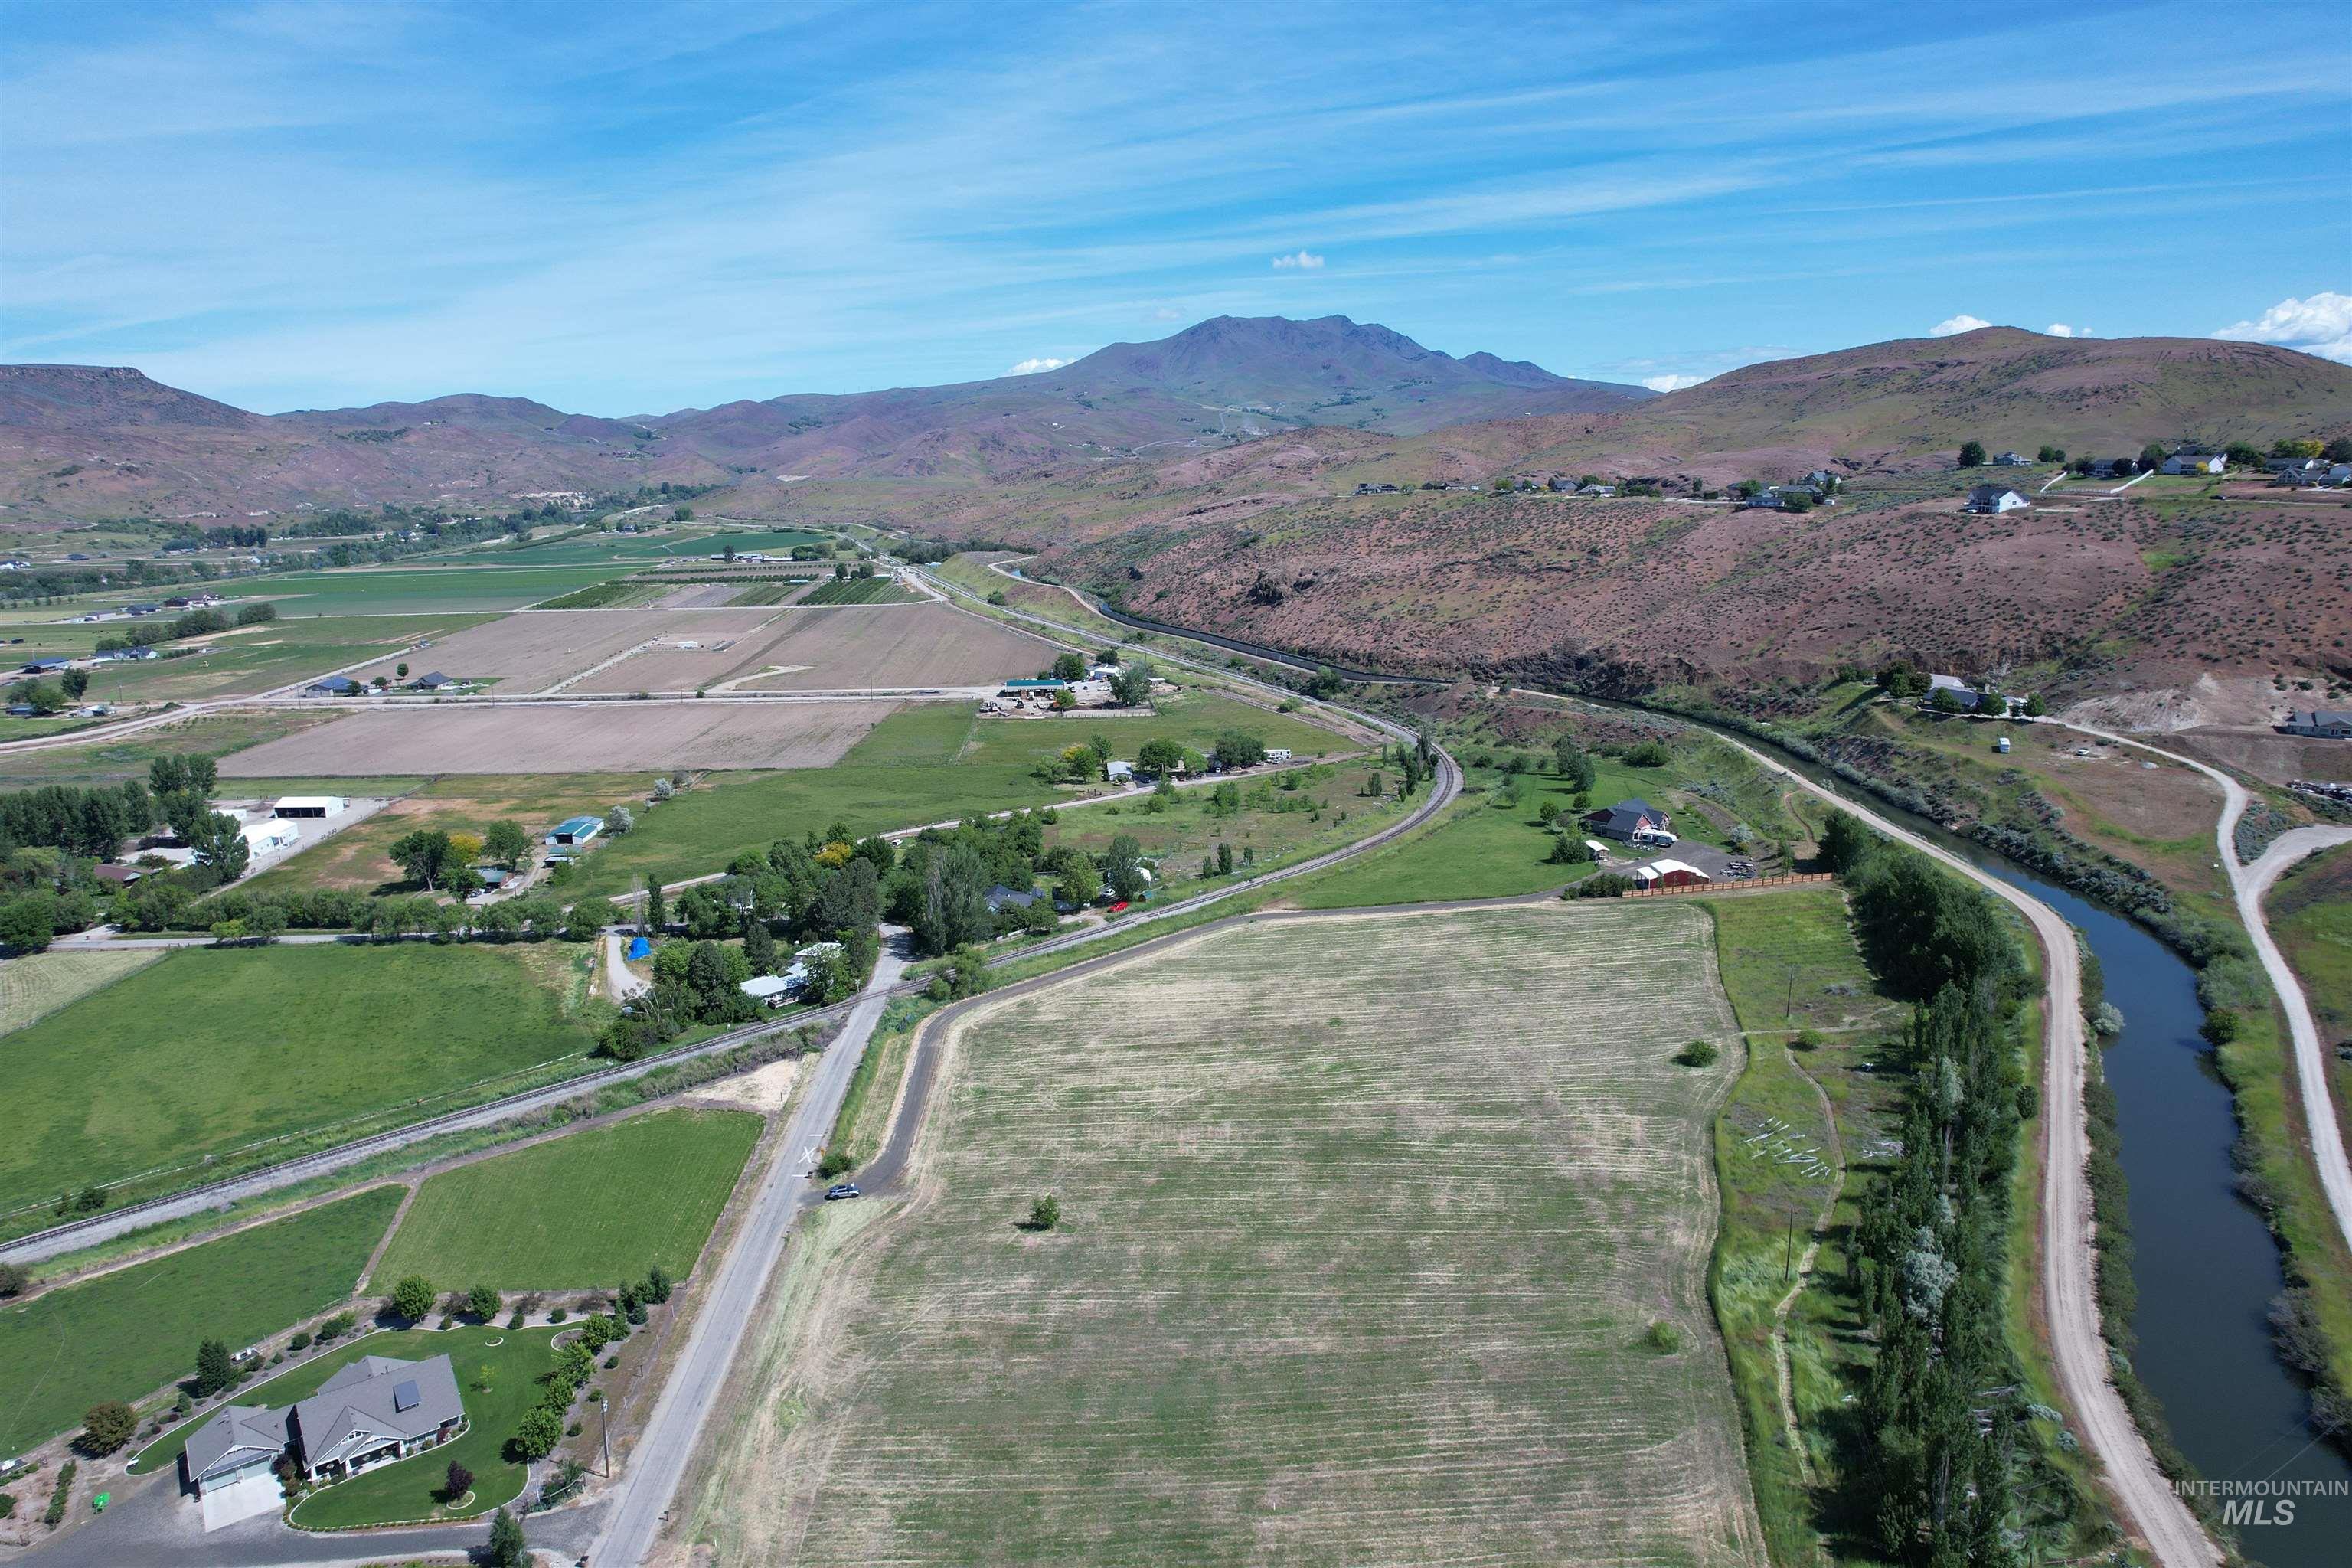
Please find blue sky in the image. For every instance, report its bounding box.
[5,0,2347,413]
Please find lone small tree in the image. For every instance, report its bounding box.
[485,1504,528,1567]
[467,1284,501,1321]
[390,1275,437,1321]
[1957,439,1986,468]
[442,1459,475,1502]
[194,1337,236,1396]
[1025,1194,1062,1231]
[79,1401,136,1456]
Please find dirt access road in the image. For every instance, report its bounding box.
[1710,730,2218,1568]
[2050,717,2352,1253]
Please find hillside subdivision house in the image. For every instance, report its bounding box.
[2281,710,2352,739]
[2161,453,2225,475]
[183,1353,464,1498]
[1929,674,1989,711]
[1991,451,2030,466]
[1632,859,1710,890]
[1585,798,1672,842]
[1965,485,2028,514]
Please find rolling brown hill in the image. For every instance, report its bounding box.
[0,316,1648,524]
[857,330,2352,700]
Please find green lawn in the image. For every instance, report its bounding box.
[368,1109,762,1290]
[0,945,603,1225]
[286,1326,560,1529]
[569,697,1354,899]
[129,1324,561,1528]
[1,1187,400,1455]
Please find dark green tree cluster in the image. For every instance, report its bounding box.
[0,778,152,858]
[1824,813,2042,1564]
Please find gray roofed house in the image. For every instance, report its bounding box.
[2281,710,2352,740]
[304,675,362,697]
[1965,485,2028,514]
[1583,797,1671,841]
[985,883,1041,913]
[290,1353,464,1481]
[411,670,455,690]
[182,1403,290,1495]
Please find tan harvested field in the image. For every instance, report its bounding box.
[655,581,765,608]
[0,949,163,1035]
[678,901,1763,1568]
[343,608,778,692]
[727,602,1060,691]
[217,699,899,775]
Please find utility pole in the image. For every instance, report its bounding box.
[600,1397,612,1478]
[1784,1214,1795,1282]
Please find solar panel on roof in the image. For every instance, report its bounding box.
[392,1379,420,1412]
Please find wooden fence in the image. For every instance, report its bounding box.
[1622,871,1836,899]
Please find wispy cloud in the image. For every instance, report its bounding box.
[4,1,2344,410]
[2213,291,2352,364]
[1929,314,1992,337]
[2044,323,2087,338]
[1642,373,1706,391]
[1008,356,1072,375]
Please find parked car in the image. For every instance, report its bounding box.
[823,1183,862,1201]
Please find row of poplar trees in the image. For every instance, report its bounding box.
[1821,812,2041,1566]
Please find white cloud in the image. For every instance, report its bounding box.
[1151,305,1185,322]
[2045,322,2088,338]
[1929,313,1992,337]
[2213,291,2352,364]
[1007,356,1071,376]
[1642,373,1705,391]
[1271,250,1325,270]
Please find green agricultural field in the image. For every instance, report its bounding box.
[129,1323,560,1528]
[1702,888,1906,1563]
[698,528,832,554]
[793,576,923,606]
[368,1109,761,1289]
[0,945,604,1227]
[1705,884,1900,1040]
[1042,760,1413,891]
[246,564,632,616]
[567,696,1355,898]
[0,948,161,1034]
[81,615,494,703]
[0,1187,400,1455]
[0,709,348,789]
[682,902,1762,1565]
[1290,767,1591,907]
